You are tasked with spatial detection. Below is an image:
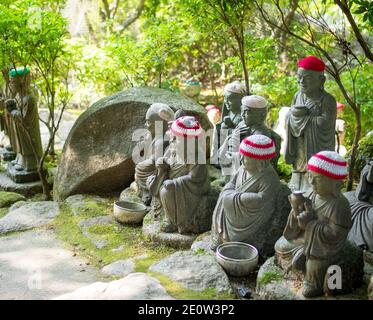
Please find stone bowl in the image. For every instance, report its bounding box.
[216,242,259,277]
[113,200,147,225]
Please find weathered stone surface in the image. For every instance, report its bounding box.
[191,233,214,255]
[369,276,373,300]
[149,251,231,293]
[0,172,42,197]
[78,215,114,249]
[101,259,135,277]
[0,191,26,208]
[54,273,174,300]
[54,87,211,201]
[143,217,197,249]
[0,229,99,300]
[65,194,108,216]
[256,257,299,300]
[257,256,368,300]
[0,201,60,234]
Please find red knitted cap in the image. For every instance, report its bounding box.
[298,56,325,72]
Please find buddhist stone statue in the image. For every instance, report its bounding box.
[285,56,337,192]
[212,134,289,256]
[275,151,352,297]
[4,67,43,183]
[219,95,281,175]
[134,103,174,205]
[345,160,373,251]
[212,81,246,160]
[147,116,211,235]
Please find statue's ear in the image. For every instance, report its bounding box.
[320,74,326,86]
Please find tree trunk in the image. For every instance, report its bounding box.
[347,107,362,191]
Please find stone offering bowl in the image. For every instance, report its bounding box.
[113,200,148,225]
[216,242,259,277]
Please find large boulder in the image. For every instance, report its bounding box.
[54,87,211,201]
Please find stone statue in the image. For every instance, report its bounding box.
[147,115,211,235]
[345,160,373,251]
[4,67,43,183]
[275,151,352,297]
[212,134,289,256]
[0,70,16,161]
[212,81,246,160]
[285,56,337,192]
[218,95,281,175]
[134,103,174,205]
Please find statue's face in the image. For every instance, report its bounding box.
[224,91,242,114]
[145,111,162,137]
[309,171,337,197]
[297,68,324,95]
[241,107,267,126]
[243,156,267,173]
[9,74,30,94]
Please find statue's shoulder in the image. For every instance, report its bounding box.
[321,92,336,107]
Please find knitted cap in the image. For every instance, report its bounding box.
[224,81,246,94]
[170,116,202,138]
[298,56,325,72]
[239,134,276,159]
[241,95,267,109]
[337,102,345,110]
[148,103,175,122]
[307,151,348,180]
[9,67,30,77]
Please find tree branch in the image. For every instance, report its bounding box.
[334,0,373,63]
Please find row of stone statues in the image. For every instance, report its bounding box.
[132,56,371,298]
[0,67,43,183]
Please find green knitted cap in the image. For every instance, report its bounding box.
[9,67,30,77]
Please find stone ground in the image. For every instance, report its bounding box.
[0,229,99,300]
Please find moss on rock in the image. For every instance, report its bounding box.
[0,191,26,208]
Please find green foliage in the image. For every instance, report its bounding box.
[258,270,283,286]
[277,155,292,182]
[354,133,373,176]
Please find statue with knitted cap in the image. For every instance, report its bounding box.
[219,95,281,175]
[285,56,337,192]
[212,81,246,158]
[219,81,246,131]
[4,67,43,183]
[147,115,211,235]
[134,103,174,205]
[345,160,373,251]
[275,151,357,298]
[212,134,290,256]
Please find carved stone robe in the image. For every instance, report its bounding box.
[211,164,281,248]
[347,164,373,250]
[285,91,336,172]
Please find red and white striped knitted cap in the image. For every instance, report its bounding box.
[170,116,202,138]
[307,151,348,180]
[239,134,276,159]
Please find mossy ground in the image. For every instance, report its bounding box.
[0,191,26,208]
[52,196,232,299]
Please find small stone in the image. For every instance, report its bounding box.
[0,172,43,197]
[101,259,135,277]
[191,233,214,255]
[78,215,114,249]
[54,273,174,300]
[65,194,107,216]
[149,251,231,293]
[0,201,60,234]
